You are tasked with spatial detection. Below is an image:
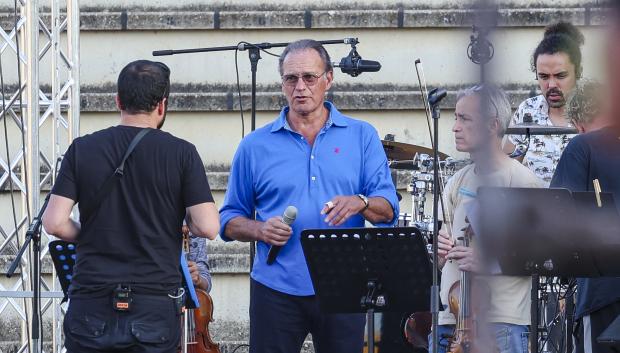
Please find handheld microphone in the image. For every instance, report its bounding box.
[266,206,298,265]
[333,48,381,77]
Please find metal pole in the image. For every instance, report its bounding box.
[25,0,41,352]
[367,308,375,353]
[248,47,261,271]
[50,1,61,350]
[52,0,60,171]
[431,103,440,353]
[531,274,539,353]
[67,0,80,141]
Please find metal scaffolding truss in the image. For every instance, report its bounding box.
[0,0,79,352]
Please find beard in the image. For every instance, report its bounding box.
[545,87,566,108]
[157,102,168,129]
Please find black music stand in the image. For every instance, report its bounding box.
[300,227,433,353]
[476,187,620,278]
[476,187,620,353]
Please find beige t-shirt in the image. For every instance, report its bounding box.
[438,158,542,326]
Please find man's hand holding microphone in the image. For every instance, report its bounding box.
[265,206,297,265]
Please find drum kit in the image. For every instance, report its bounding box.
[382,139,470,249]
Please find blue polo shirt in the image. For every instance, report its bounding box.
[219,102,399,296]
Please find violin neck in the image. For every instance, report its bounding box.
[459,234,472,321]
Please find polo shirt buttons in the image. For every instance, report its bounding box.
[311,176,316,181]
[311,155,315,159]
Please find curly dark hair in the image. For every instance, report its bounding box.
[566,80,603,126]
[531,22,585,79]
[117,60,170,114]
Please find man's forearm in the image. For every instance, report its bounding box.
[361,197,394,224]
[54,219,81,242]
[224,216,262,242]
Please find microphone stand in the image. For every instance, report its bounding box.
[153,38,359,271]
[428,88,447,353]
[6,192,52,353]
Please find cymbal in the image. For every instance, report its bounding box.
[505,123,577,135]
[382,140,449,162]
[388,158,471,171]
[388,160,416,170]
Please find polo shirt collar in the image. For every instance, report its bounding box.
[271,101,348,133]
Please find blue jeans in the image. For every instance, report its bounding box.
[429,324,529,353]
[492,323,529,353]
[428,325,455,353]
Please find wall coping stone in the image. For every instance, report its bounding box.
[0,5,611,31]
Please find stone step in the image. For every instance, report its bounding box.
[78,84,539,112]
[0,84,540,112]
[1,241,251,275]
[0,5,607,31]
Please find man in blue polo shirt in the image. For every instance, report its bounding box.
[219,39,398,353]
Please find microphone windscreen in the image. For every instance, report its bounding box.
[283,206,298,225]
[357,60,381,72]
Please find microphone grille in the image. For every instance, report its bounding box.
[284,206,298,222]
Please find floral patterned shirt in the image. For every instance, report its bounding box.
[508,95,575,186]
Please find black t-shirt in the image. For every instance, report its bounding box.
[52,125,213,295]
[550,126,620,318]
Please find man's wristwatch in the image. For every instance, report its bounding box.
[357,194,369,211]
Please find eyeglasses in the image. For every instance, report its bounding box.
[281,71,326,87]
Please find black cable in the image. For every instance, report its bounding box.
[234,48,245,138]
[538,277,573,353]
[231,344,250,353]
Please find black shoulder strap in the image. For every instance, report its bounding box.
[81,128,152,222]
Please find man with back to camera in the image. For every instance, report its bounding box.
[42,60,219,353]
[219,39,399,353]
[430,85,542,353]
[550,3,620,351]
[504,22,584,185]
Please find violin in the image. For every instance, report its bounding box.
[447,223,474,353]
[401,311,431,350]
[446,221,496,353]
[179,225,221,353]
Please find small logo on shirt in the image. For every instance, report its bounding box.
[334,147,340,154]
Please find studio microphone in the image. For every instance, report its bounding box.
[333,49,381,77]
[266,206,298,265]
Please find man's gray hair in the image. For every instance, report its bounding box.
[278,39,333,75]
[456,84,512,137]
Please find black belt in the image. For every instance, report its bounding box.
[70,283,180,298]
